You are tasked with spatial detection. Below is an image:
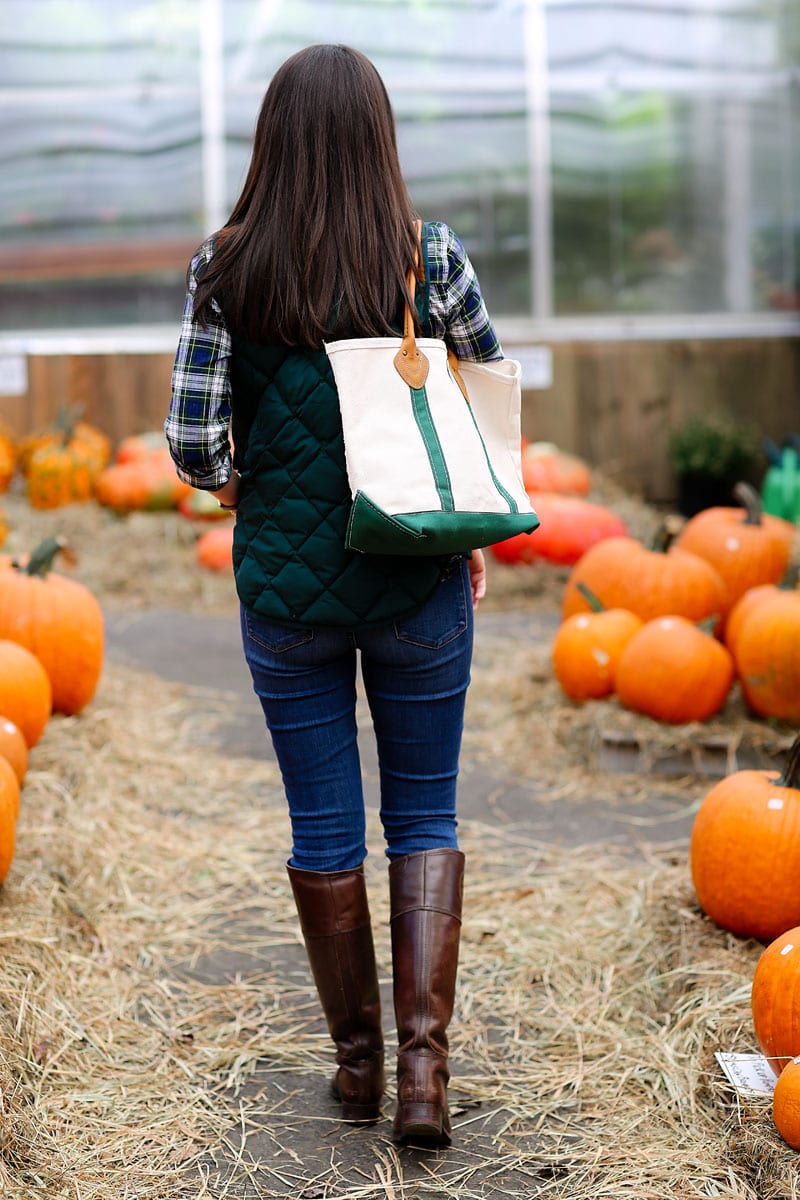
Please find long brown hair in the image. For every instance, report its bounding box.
[193,44,419,347]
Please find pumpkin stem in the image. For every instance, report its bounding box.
[733,481,762,526]
[778,732,800,790]
[18,535,76,578]
[650,524,677,554]
[576,582,605,612]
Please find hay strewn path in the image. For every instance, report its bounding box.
[1,662,796,1198]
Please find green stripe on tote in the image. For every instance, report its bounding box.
[410,385,454,512]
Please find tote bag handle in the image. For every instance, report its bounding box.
[393,220,469,401]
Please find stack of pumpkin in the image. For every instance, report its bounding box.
[549,483,798,726]
[0,537,104,885]
[691,731,800,1149]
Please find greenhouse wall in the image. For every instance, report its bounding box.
[0,0,798,500]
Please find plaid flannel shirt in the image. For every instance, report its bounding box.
[165,221,503,489]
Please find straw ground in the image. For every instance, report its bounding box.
[0,659,796,1198]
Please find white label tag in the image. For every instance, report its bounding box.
[0,354,28,396]
[715,1052,776,1096]
[514,345,553,390]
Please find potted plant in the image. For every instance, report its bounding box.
[668,415,760,517]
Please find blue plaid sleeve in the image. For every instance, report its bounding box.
[425,222,503,361]
[164,238,234,489]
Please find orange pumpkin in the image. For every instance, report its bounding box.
[552,585,643,700]
[114,431,169,464]
[0,778,16,885]
[0,640,51,746]
[492,493,627,567]
[724,581,790,656]
[0,757,19,822]
[0,537,104,716]
[691,733,800,942]
[730,589,800,725]
[774,1057,800,1148]
[0,717,28,785]
[26,440,96,508]
[615,616,733,724]
[0,430,16,493]
[196,525,234,572]
[520,443,591,495]
[752,927,800,1075]
[561,535,726,627]
[674,482,796,626]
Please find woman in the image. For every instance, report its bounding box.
[165,43,503,1147]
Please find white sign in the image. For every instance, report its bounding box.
[0,355,28,396]
[715,1052,777,1097]
[513,345,553,391]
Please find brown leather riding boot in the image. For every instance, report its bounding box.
[389,848,465,1146]
[287,864,385,1123]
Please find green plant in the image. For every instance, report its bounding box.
[667,416,759,480]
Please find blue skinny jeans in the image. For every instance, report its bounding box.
[240,557,473,872]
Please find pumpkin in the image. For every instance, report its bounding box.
[0,537,104,716]
[178,488,231,522]
[491,493,627,567]
[196,525,234,572]
[0,717,28,785]
[520,443,591,495]
[691,733,800,942]
[674,482,796,626]
[95,456,191,512]
[552,585,643,700]
[0,778,15,885]
[774,1057,800,1149]
[752,927,800,1075]
[0,430,16,493]
[114,431,170,465]
[26,440,96,508]
[615,616,733,724]
[723,581,791,657]
[0,756,19,822]
[0,640,51,746]
[561,534,726,627]
[730,589,800,724]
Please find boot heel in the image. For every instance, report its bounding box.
[339,1098,382,1123]
[395,1101,449,1145]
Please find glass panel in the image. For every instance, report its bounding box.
[0,0,202,329]
[547,0,799,317]
[222,0,530,315]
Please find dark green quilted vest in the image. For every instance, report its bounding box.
[228,238,445,628]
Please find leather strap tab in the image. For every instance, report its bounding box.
[394,220,429,388]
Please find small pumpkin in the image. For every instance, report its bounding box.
[691,732,800,942]
[492,493,627,567]
[752,927,800,1075]
[0,640,52,747]
[774,1057,800,1149]
[0,537,104,716]
[520,443,591,495]
[196,525,234,572]
[561,533,726,627]
[730,589,800,725]
[674,482,796,626]
[26,440,96,509]
[552,584,643,700]
[0,717,28,785]
[95,456,191,512]
[615,616,733,724]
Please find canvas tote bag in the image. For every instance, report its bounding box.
[324,224,539,556]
